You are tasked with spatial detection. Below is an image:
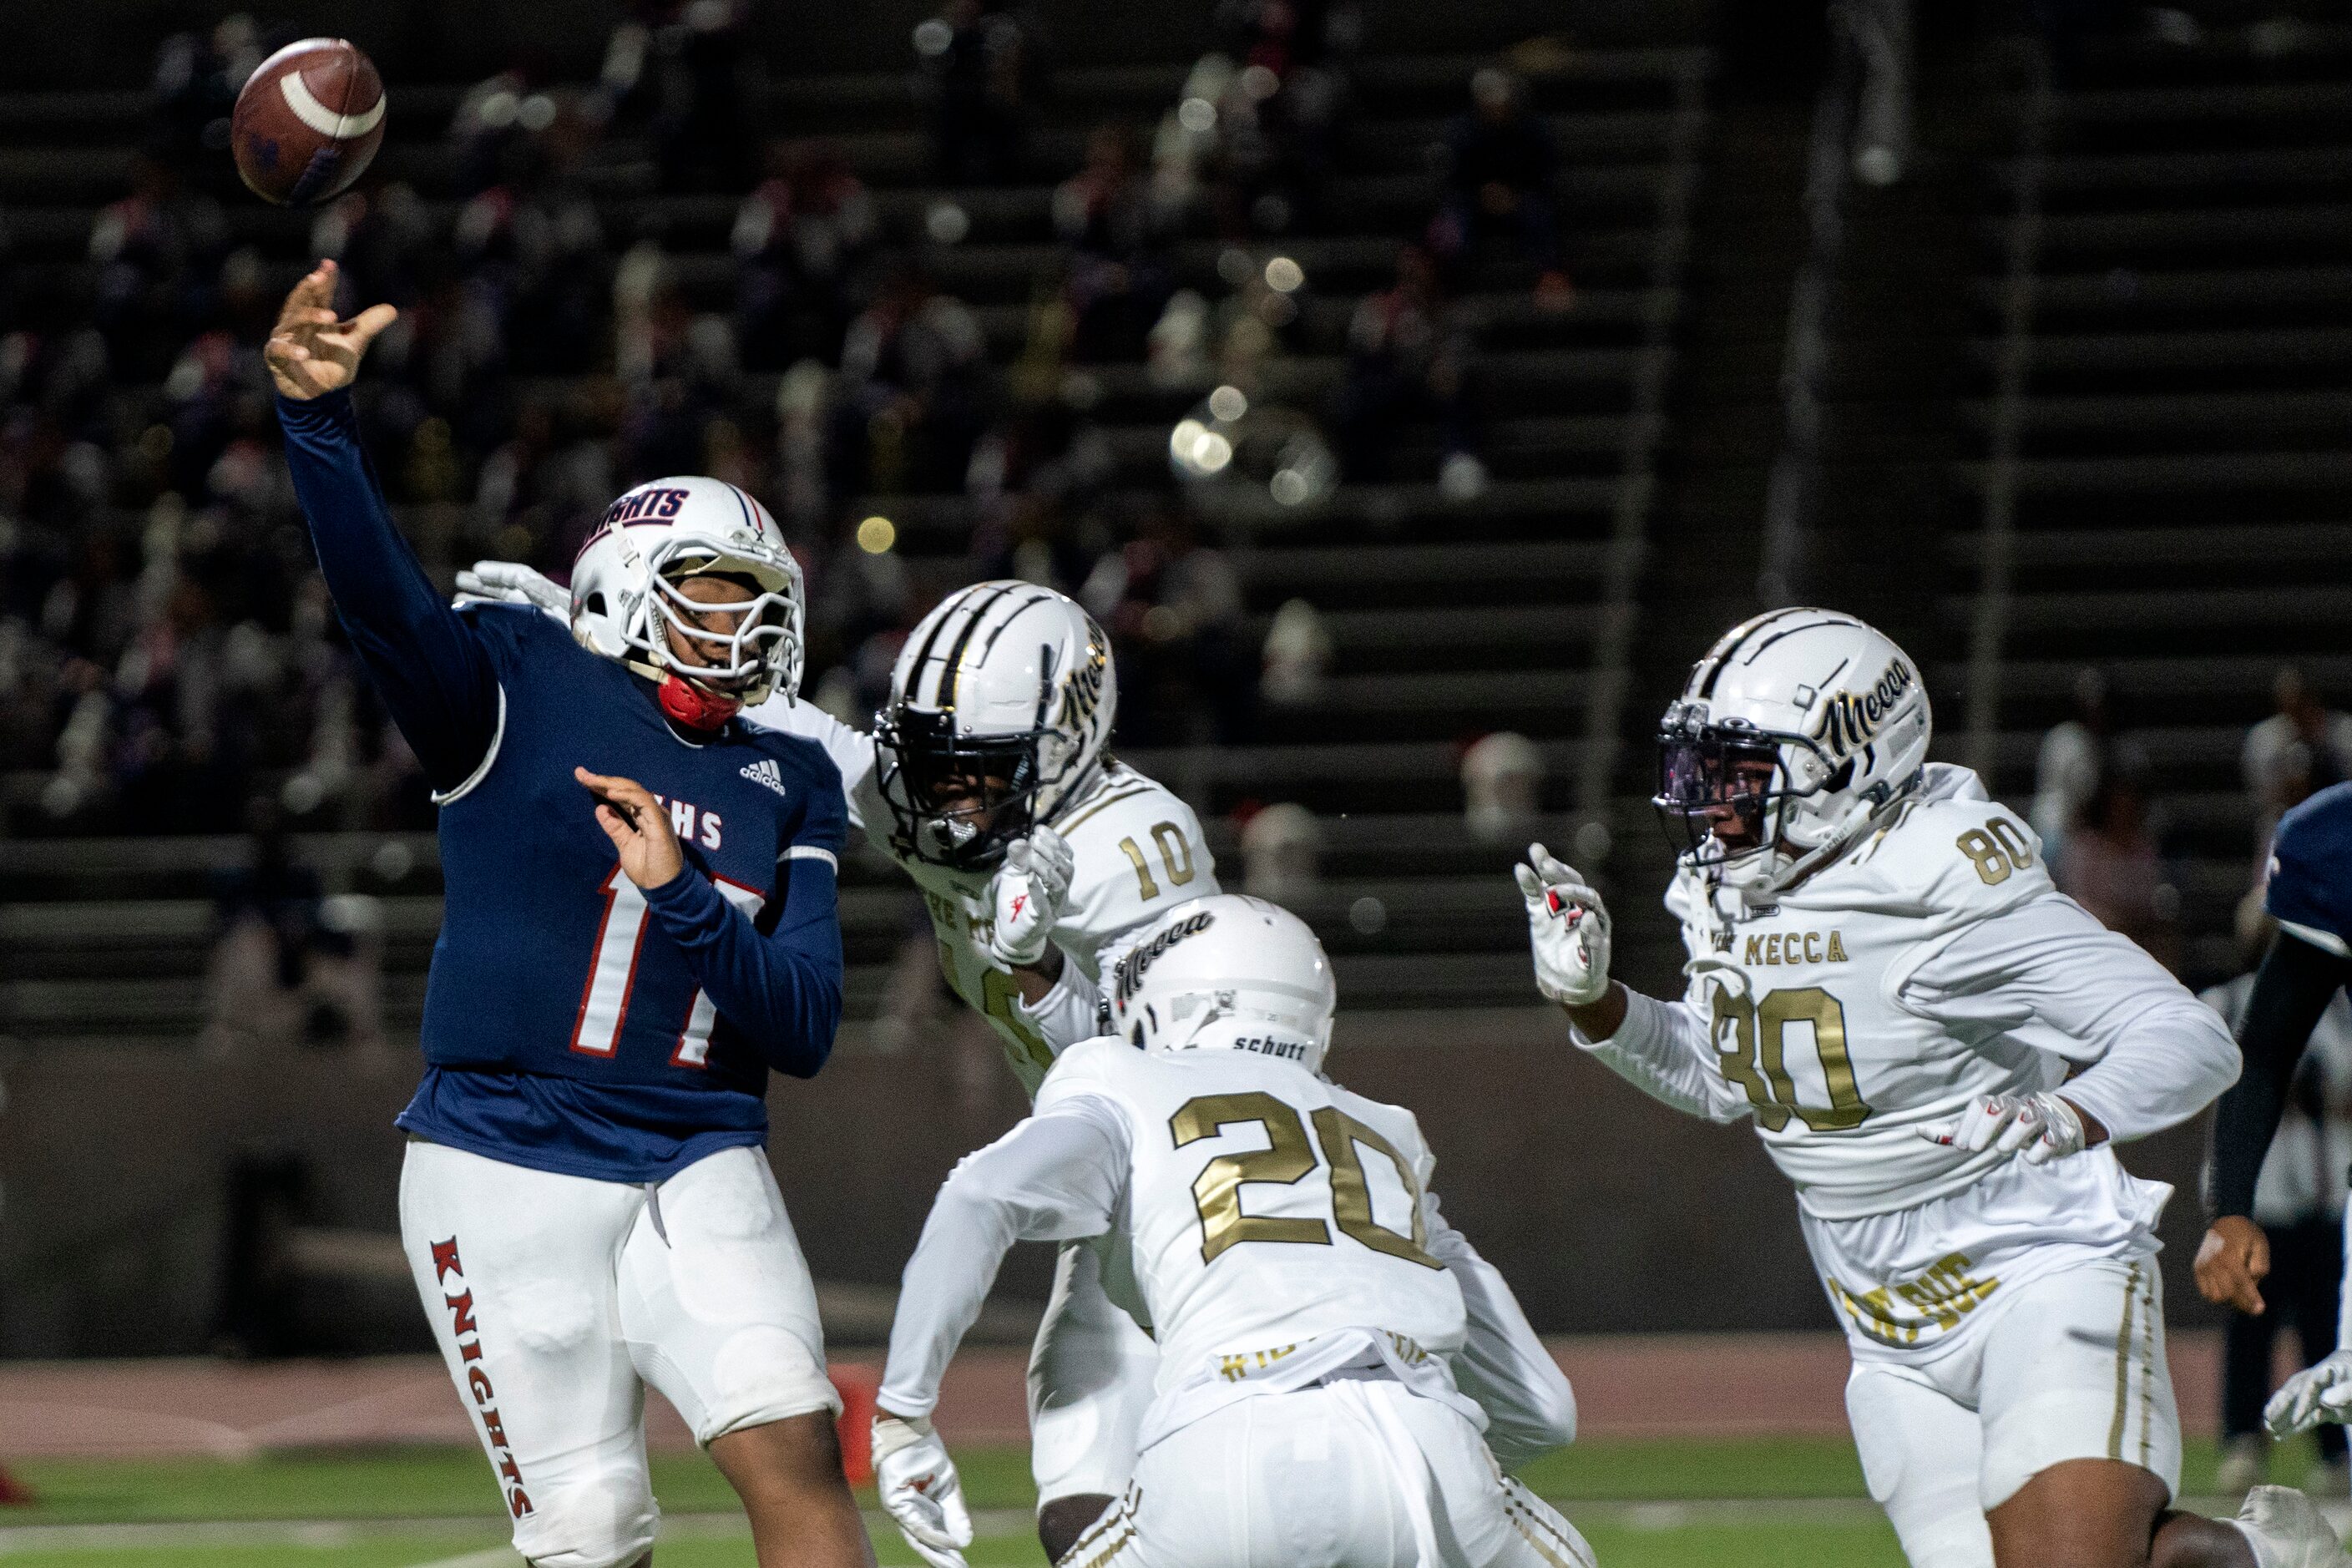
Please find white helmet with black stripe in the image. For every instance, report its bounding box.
[874,580,1117,868]
[1654,607,1931,908]
[569,475,806,730]
[1110,894,1338,1074]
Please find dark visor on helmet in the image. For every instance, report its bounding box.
[874,706,1047,869]
[1653,724,1793,862]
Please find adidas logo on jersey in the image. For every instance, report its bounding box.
[739,758,789,798]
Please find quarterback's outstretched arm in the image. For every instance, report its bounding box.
[878,1100,1130,1420]
[271,266,497,793]
[2208,929,2352,1218]
[1424,1193,1577,1467]
[1899,893,2240,1142]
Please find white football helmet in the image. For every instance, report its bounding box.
[1110,894,1337,1074]
[873,581,1115,868]
[569,476,805,729]
[1655,607,1930,908]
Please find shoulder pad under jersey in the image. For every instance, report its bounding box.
[1828,777,2055,925]
[1052,768,1221,962]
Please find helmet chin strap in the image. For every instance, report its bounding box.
[627,659,741,731]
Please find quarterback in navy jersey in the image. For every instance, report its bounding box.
[268,262,873,1568]
[2200,786,2352,1417]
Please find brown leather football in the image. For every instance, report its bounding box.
[230,38,386,206]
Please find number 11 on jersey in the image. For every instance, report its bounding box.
[571,867,765,1067]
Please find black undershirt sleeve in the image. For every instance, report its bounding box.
[2208,930,2352,1217]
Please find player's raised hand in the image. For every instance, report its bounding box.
[2195,1215,2272,1315]
[455,559,570,620]
[265,260,397,401]
[985,823,1075,970]
[575,768,686,891]
[873,1414,973,1568]
[1917,1090,2092,1165]
[2267,1348,2352,1436]
[1515,843,1613,1006]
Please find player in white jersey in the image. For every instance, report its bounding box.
[458,566,1222,1556]
[1515,608,2341,1568]
[871,895,1594,1568]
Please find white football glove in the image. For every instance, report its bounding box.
[873,1414,972,1568]
[453,559,569,620]
[1916,1090,2087,1166]
[1514,843,1612,1007]
[985,824,1075,970]
[2268,1351,2352,1437]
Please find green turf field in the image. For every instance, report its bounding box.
[0,1435,2327,1566]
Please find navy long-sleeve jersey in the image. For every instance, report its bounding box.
[280,391,847,1182]
[2208,781,2352,1217]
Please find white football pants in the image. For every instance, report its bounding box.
[1061,1378,1596,1568]
[1845,1255,2179,1568]
[399,1138,839,1568]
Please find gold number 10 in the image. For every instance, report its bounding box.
[1118,822,1197,900]
[1711,986,1872,1132]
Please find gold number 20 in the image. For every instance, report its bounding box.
[1169,1092,1441,1269]
[1118,822,1198,901]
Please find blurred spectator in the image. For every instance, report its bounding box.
[1463,730,1544,844]
[2031,667,2144,867]
[1081,508,1251,744]
[734,142,878,372]
[1428,68,1571,310]
[2245,666,2352,849]
[834,262,989,496]
[1260,597,1330,706]
[203,799,384,1056]
[602,0,766,193]
[1240,800,1322,903]
[1201,1,1352,236]
[2056,773,2181,972]
[1332,245,1481,488]
[1055,125,1175,363]
[2203,953,2352,1496]
[914,0,1049,186]
[151,13,261,178]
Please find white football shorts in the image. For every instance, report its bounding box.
[1029,1237,1162,1505]
[398,1138,839,1568]
[1844,1254,2178,1568]
[1062,1377,1594,1568]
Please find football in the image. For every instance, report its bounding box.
[230,38,386,206]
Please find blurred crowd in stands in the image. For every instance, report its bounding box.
[2035,661,2352,979]
[0,0,1583,840]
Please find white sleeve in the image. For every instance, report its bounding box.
[878,1097,1130,1419]
[1019,961,1109,1051]
[1572,989,1753,1125]
[1424,1191,1575,1468]
[1899,895,2241,1142]
[740,695,878,828]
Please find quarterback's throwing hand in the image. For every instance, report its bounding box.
[1918,1090,2088,1166]
[986,824,1075,970]
[873,1415,973,1568]
[2268,1351,2352,1437]
[576,768,686,891]
[264,260,397,401]
[455,559,569,620]
[1515,843,1612,1006]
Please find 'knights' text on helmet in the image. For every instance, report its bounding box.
[1654,607,1931,908]
[1110,894,1338,1074]
[569,477,806,730]
[873,581,1115,868]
